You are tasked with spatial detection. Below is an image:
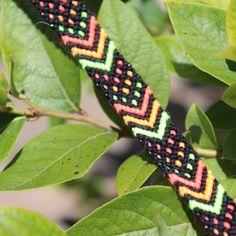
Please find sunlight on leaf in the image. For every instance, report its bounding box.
[0,0,81,112]
[167,2,236,85]
[0,125,117,190]
[68,186,197,236]
[0,207,66,236]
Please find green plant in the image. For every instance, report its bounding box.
[0,0,236,235]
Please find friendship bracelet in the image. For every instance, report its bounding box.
[31,1,236,235]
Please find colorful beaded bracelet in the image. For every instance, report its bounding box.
[31,1,236,235]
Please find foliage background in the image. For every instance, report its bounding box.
[0,0,236,235]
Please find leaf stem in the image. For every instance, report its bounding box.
[8,101,113,132]
[194,147,219,158]
[39,109,113,131]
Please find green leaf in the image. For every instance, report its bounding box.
[226,0,236,48]
[116,154,157,196]
[166,0,229,10]
[207,101,236,129]
[222,177,236,200]
[128,0,168,34]
[99,0,170,107]
[156,35,225,86]
[67,186,197,236]
[223,131,236,160]
[0,116,25,164]
[211,0,229,9]
[0,124,118,190]
[186,104,217,149]
[8,59,19,97]
[0,207,66,236]
[0,72,8,107]
[222,83,236,108]
[48,117,66,127]
[167,2,236,85]
[218,47,236,62]
[199,0,229,10]
[0,0,80,112]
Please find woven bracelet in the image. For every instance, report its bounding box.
[31,1,236,235]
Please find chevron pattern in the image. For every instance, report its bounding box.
[79,41,116,71]
[131,111,170,140]
[114,86,153,115]
[32,1,236,235]
[61,16,98,46]
[169,160,226,215]
[122,99,160,128]
[169,159,206,188]
[189,184,225,215]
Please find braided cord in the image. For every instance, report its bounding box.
[31,1,236,235]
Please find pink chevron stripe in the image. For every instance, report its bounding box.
[168,160,205,189]
[114,86,153,116]
[61,16,98,47]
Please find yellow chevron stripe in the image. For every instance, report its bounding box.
[189,184,225,215]
[71,29,108,59]
[131,111,169,140]
[179,170,215,201]
[123,100,160,128]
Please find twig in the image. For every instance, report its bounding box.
[7,97,113,131]
[194,147,219,158]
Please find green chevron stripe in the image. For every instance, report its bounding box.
[79,41,115,71]
[189,184,225,215]
[131,111,170,140]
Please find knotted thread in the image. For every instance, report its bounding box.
[31,1,236,235]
